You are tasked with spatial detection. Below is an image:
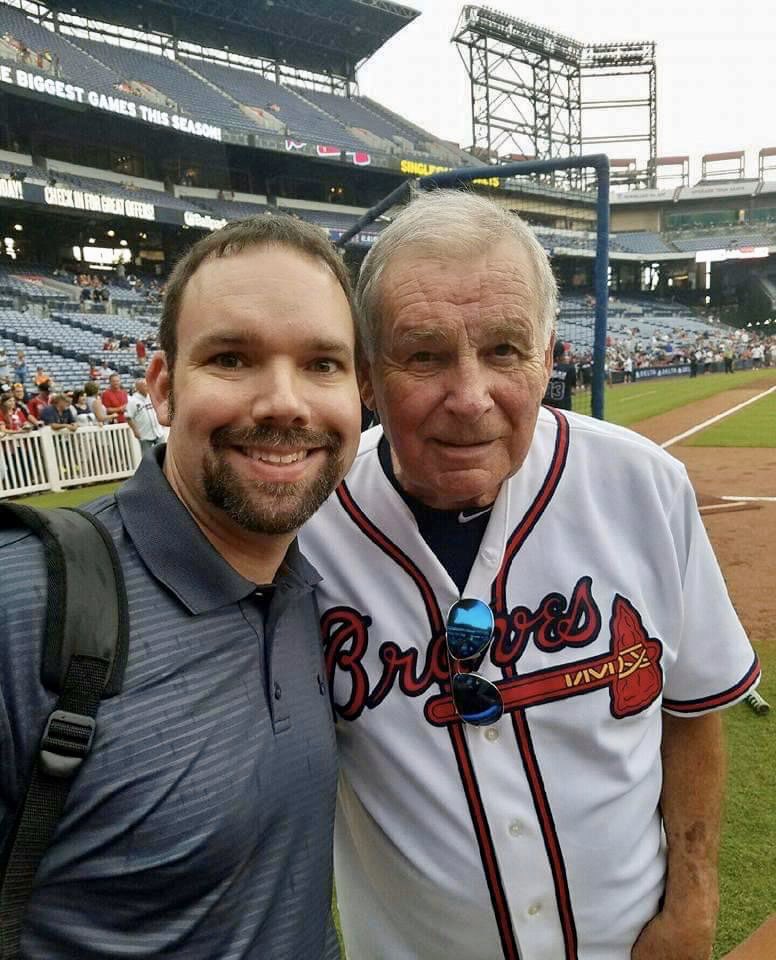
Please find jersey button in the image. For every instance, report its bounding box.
[528,903,542,916]
[274,682,282,700]
[484,727,499,742]
[508,820,523,837]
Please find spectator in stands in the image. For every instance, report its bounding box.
[33,366,50,387]
[40,393,78,432]
[0,393,32,431]
[622,354,634,383]
[723,347,734,374]
[12,350,27,386]
[135,339,147,365]
[80,285,92,305]
[26,381,51,422]
[83,381,110,424]
[0,347,9,387]
[70,389,97,425]
[126,379,164,452]
[102,374,129,423]
[11,383,38,426]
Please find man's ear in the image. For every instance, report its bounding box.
[544,333,556,375]
[146,351,173,426]
[358,360,376,411]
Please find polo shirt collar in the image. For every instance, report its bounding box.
[116,445,321,615]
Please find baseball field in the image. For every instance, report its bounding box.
[15,367,776,957]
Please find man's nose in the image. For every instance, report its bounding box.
[249,362,311,425]
[443,357,494,420]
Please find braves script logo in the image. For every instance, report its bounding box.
[321,577,663,724]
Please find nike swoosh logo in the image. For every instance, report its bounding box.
[458,508,492,524]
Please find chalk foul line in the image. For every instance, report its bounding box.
[660,386,776,449]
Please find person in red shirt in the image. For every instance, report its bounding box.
[135,339,147,364]
[26,382,51,421]
[101,373,129,423]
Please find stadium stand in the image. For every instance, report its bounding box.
[0,3,121,96]
[190,197,269,220]
[671,234,771,252]
[183,60,370,151]
[357,94,477,165]
[295,87,412,151]
[0,266,71,304]
[610,232,676,255]
[67,37,261,136]
[46,166,196,211]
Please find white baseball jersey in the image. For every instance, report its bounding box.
[300,407,759,960]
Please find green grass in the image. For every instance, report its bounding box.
[714,640,776,957]
[603,369,776,428]
[687,389,776,448]
[12,481,121,508]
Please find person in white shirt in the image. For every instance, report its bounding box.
[125,379,164,452]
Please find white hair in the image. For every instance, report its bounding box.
[355,189,558,361]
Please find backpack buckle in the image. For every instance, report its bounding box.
[39,709,96,779]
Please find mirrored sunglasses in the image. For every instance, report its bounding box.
[446,598,503,726]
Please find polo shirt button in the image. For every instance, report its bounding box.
[528,903,541,916]
[485,727,499,742]
[274,683,282,700]
[508,820,523,837]
[317,674,326,695]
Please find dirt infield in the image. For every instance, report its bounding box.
[633,384,775,643]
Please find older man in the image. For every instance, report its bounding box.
[0,215,361,958]
[300,191,759,960]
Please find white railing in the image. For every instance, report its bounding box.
[0,425,142,499]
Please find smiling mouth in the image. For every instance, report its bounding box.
[434,438,495,448]
[236,446,312,464]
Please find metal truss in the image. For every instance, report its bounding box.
[579,41,657,188]
[453,7,657,188]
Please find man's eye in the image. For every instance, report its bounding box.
[310,358,341,374]
[408,351,437,363]
[213,353,243,369]
[492,343,518,357]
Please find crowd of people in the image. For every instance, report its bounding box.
[603,326,776,379]
[0,372,164,449]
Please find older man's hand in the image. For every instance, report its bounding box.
[631,907,715,960]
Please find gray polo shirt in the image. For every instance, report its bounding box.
[0,447,341,959]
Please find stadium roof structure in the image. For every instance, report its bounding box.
[52,0,420,76]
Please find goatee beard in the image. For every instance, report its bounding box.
[202,424,343,535]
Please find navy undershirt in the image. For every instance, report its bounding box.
[377,436,492,594]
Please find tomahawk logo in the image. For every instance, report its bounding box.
[322,582,663,723]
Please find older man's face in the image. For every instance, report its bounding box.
[362,239,553,510]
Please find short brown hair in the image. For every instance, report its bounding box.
[160,214,354,373]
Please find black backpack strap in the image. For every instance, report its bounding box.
[0,503,129,959]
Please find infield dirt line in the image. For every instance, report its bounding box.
[660,385,776,449]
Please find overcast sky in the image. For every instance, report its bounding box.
[358,0,775,184]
